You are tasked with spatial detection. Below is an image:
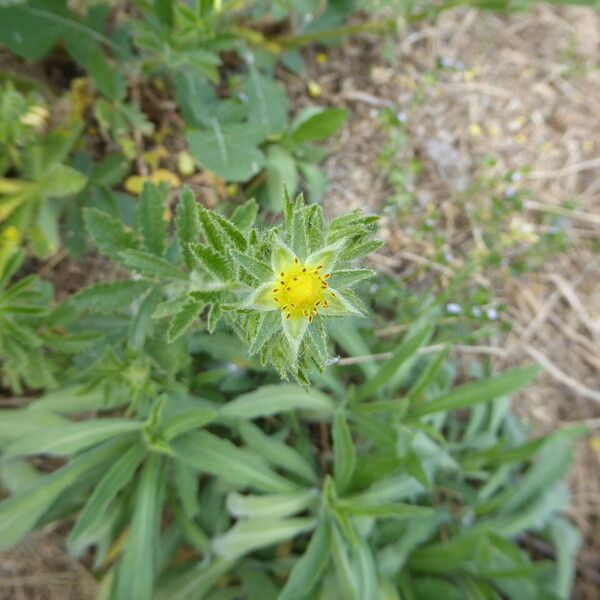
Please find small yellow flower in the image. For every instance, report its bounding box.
[307,81,322,98]
[273,258,334,322]
[469,123,483,137]
[243,241,361,354]
[124,169,181,195]
[20,105,49,128]
[316,52,328,65]
[177,151,196,176]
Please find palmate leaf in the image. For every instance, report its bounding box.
[187,121,266,182]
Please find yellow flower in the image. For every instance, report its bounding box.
[243,241,361,354]
[20,105,49,128]
[124,169,181,195]
[273,258,334,322]
[307,81,322,98]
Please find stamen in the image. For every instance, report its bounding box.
[324,273,331,279]
[302,267,306,272]
[316,265,323,270]
[280,272,284,277]
[330,291,337,298]
[273,288,279,292]
[286,313,291,319]
[286,287,291,291]
[294,257,299,264]
[308,315,313,322]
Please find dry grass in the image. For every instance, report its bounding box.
[0,530,95,600]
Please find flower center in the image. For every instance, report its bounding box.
[272,259,334,321]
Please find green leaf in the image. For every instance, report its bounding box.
[0,0,66,60]
[334,500,434,520]
[213,517,315,560]
[230,249,271,281]
[176,187,202,270]
[128,286,160,349]
[239,421,317,485]
[167,301,204,343]
[209,209,247,251]
[68,443,146,547]
[84,208,139,262]
[197,203,225,253]
[231,199,258,230]
[154,559,235,600]
[114,455,165,600]
[407,365,541,419]
[290,195,309,260]
[220,384,334,419]
[0,410,67,446]
[173,431,297,493]
[119,249,187,280]
[332,410,356,493]
[0,440,125,550]
[329,269,375,289]
[70,280,151,313]
[338,239,383,263]
[226,489,318,519]
[188,242,232,280]
[550,517,581,600]
[41,164,87,197]
[162,408,217,441]
[266,146,299,212]
[2,418,142,458]
[138,182,168,255]
[278,518,331,600]
[354,322,434,403]
[187,121,266,182]
[290,108,348,144]
[245,71,288,136]
[248,311,281,356]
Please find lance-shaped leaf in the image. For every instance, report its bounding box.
[213,517,316,560]
[221,384,334,419]
[2,418,142,458]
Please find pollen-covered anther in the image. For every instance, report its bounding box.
[272,260,334,321]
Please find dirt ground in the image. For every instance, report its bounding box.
[1,4,599,598]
